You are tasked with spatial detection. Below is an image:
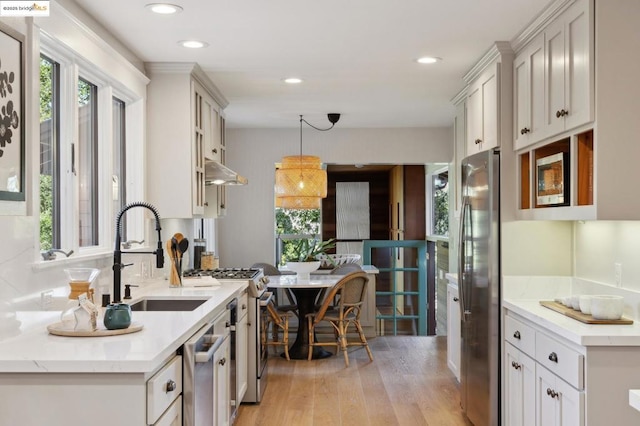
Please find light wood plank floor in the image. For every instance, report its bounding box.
[236,336,472,426]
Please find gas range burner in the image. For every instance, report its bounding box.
[183,267,261,280]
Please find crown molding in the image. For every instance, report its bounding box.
[511,0,576,52]
[463,41,513,84]
[450,86,468,105]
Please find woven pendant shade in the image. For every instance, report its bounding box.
[275,155,327,198]
[274,115,337,209]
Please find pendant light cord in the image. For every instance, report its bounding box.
[301,117,336,132]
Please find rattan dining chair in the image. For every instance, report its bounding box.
[262,298,292,360]
[315,263,362,308]
[307,271,373,367]
[251,262,298,316]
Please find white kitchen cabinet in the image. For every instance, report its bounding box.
[535,364,583,426]
[154,395,182,426]
[147,63,228,218]
[544,0,592,138]
[466,63,499,154]
[236,291,249,407]
[513,33,545,150]
[214,335,231,426]
[147,354,183,425]
[446,282,460,381]
[505,343,536,426]
[463,42,513,156]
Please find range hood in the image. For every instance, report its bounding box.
[204,160,248,185]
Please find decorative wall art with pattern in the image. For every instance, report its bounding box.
[0,24,24,201]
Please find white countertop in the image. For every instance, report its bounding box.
[266,274,342,288]
[504,299,640,346]
[0,279,246,374]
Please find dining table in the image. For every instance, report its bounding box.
[266,274,343,360]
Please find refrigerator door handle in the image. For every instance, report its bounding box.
[458,194,469,322]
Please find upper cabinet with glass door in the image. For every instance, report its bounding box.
[146,63,228,219]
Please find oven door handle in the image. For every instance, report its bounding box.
[195,334,225,363]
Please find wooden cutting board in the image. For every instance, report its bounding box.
[539,301,633,324]
[47,321,144,337]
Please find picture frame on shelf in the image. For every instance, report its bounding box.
[0,24,24,202]
[536,152,569,207]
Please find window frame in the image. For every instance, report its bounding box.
[426,165,450,238]
[37,37,144,264]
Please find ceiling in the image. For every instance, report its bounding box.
[72,0,552,129]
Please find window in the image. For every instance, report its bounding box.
[38,48,135,259]
[77,78,99,247]
[275,208,321,266]
[429,168,449,237]
[39,56,60,251]
[112,97,126,235]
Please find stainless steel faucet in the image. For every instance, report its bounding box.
[40,249,74,261]
[112,202,164,303]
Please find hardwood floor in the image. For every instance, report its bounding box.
[236,336,472,426]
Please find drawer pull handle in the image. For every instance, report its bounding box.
[219,357,226,366]
[546,388,559,399]
[548,352,558,363]
[513,331,521,340]
[165,379,176,393]
[453,297,459,302]
[511,361,521,370]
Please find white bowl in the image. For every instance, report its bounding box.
[570,295,581,310]
[590,295,624,320]
[579,295,592,314]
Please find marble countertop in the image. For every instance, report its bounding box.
[266,274,342,288]
[504,299,640,346]
[629,390,640,413]
[0,279,246,374]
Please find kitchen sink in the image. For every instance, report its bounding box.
[128,298,208,311]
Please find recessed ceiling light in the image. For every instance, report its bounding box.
[284,77,303,84]
[179,40,209,49]
[145,3,183,14]
[416,56,441,64]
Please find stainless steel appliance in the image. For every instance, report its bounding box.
[183,268,270,403]
[227,298,238,423]
[183,310,230,426]
[458,148,501,426]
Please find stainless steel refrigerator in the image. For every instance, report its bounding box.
[458,148,501,426]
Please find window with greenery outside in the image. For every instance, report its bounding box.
[276,208,322,265]
[432,171,449,236]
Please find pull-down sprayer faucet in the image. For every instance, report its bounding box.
[112,202,164,303]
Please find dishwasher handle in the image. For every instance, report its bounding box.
[195,334,225,363]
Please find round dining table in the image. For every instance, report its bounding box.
[266,274,343,360]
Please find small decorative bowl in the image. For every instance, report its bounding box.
[590,295,624,320]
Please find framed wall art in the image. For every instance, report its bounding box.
[0,24,24,201]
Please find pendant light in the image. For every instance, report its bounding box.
[275,114,340,209]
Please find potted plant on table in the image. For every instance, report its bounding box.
[285,237,336,279]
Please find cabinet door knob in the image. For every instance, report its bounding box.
[219,358,226,366]
[548,352,558,363]
[556,110,562,118]
[204,202,209,206]
[513,331,521,340]
[165,379,176,393]
[242,304,247,310]
[212,148,218,154]
[520,127,530,135]
[511,361,521,370]
[546,388,559,399]
[475,139,482,145]
[453,297,459,302]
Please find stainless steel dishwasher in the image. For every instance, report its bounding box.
[183,313,229,426]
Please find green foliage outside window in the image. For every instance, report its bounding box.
[433,171,449,236]
[276,208,322,264]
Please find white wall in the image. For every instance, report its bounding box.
[574,221,640,290]
[220,127,452,266]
